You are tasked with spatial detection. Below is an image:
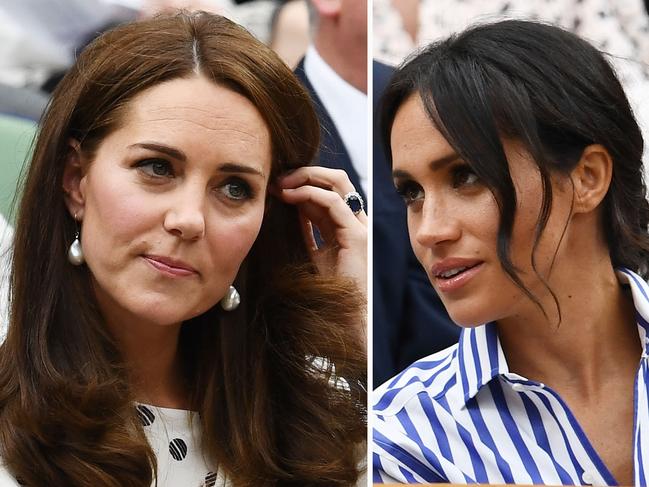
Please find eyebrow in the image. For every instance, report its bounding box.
[128,142,265,177]
[130,142,186,161]
[392,153,461,180]
[218,163,265,178]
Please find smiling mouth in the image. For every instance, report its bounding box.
[432,262,484,292]
[436,265,477,279]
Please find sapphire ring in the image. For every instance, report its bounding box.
[343,191,365,216]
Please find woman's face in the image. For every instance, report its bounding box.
[65,76,271,328]
[390,94,574,326]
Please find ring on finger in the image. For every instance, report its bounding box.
[343,191,365,215]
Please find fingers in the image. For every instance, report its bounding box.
[280,185,364,234]
[277,166,367,223]
[278,166,356,197]
[275,166,367,290]
[298,211,318,252]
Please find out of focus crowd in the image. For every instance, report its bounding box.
[0,0,311,107]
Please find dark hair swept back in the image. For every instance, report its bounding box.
[381,19,649,307]
[1,11,365,487]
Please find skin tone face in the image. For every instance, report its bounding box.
[64,75,271,332]
[391,93,578,327]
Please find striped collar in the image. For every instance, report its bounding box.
[457,268,649,407]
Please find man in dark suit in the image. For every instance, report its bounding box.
[293,1,459,386]
[293,0,367,200]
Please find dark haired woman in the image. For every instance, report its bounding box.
[0,11,366,487]
[373,20,649,485]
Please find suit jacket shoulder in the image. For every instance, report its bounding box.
[294,59,364,199]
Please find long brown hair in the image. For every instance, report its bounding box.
[1,12,365,486]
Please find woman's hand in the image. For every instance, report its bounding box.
[277,167,367,295]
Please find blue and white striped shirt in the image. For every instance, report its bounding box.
[373,268,649,485]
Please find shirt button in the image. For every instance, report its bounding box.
[582,471,595,485]
[511,383,525,392]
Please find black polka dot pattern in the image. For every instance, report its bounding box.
[204,471,217,486]
[169,438,188,461]
[136,405,155,426]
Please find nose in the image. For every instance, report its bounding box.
[411,195,461,248]
[163,188,206,241]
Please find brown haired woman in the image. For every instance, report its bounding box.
[0,11,367,487]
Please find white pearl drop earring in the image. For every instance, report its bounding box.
[67,214,84,266]
[220,285,240,311]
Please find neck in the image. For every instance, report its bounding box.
[101,307,187,409]
[497,261,641,399]
[313,30,367,93]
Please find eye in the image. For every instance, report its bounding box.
[395,181,424,206]
[219,178,253,201]
[135,159,174,178]
[451,164,479,188]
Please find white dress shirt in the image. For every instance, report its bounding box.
[303,45,368,195]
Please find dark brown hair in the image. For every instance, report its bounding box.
[381,20,649,315]
[2,11,365,486]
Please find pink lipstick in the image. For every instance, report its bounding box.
[143,255,197,277]
[430,258,483,293]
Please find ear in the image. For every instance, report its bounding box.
[310,0,342,19]
[62,139,87,219]
[570,144,613,214]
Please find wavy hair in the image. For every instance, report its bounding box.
[1,12,365,486]
[381,20,649,316]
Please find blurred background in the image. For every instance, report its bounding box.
[0,0,312,103]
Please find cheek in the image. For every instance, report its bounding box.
[464,199,500,248]
[509,176,560,272]
[510,207,538,266]
[204,205,266,269]
[81,177,155,264]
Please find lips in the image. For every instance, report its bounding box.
[143,255,198,277]
[430,258,483,292]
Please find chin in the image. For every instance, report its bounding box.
[130,300,212,327]
[444,304,492,328]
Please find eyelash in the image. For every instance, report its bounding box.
[394,164,481,206]
[451,164,479,188]
[395,181,424,206]
[135,158,173,178]
[134,159,255,202]
[219,178,254,201]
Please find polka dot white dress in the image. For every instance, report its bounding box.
[135,404,226,487]
[0,404,225,486]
